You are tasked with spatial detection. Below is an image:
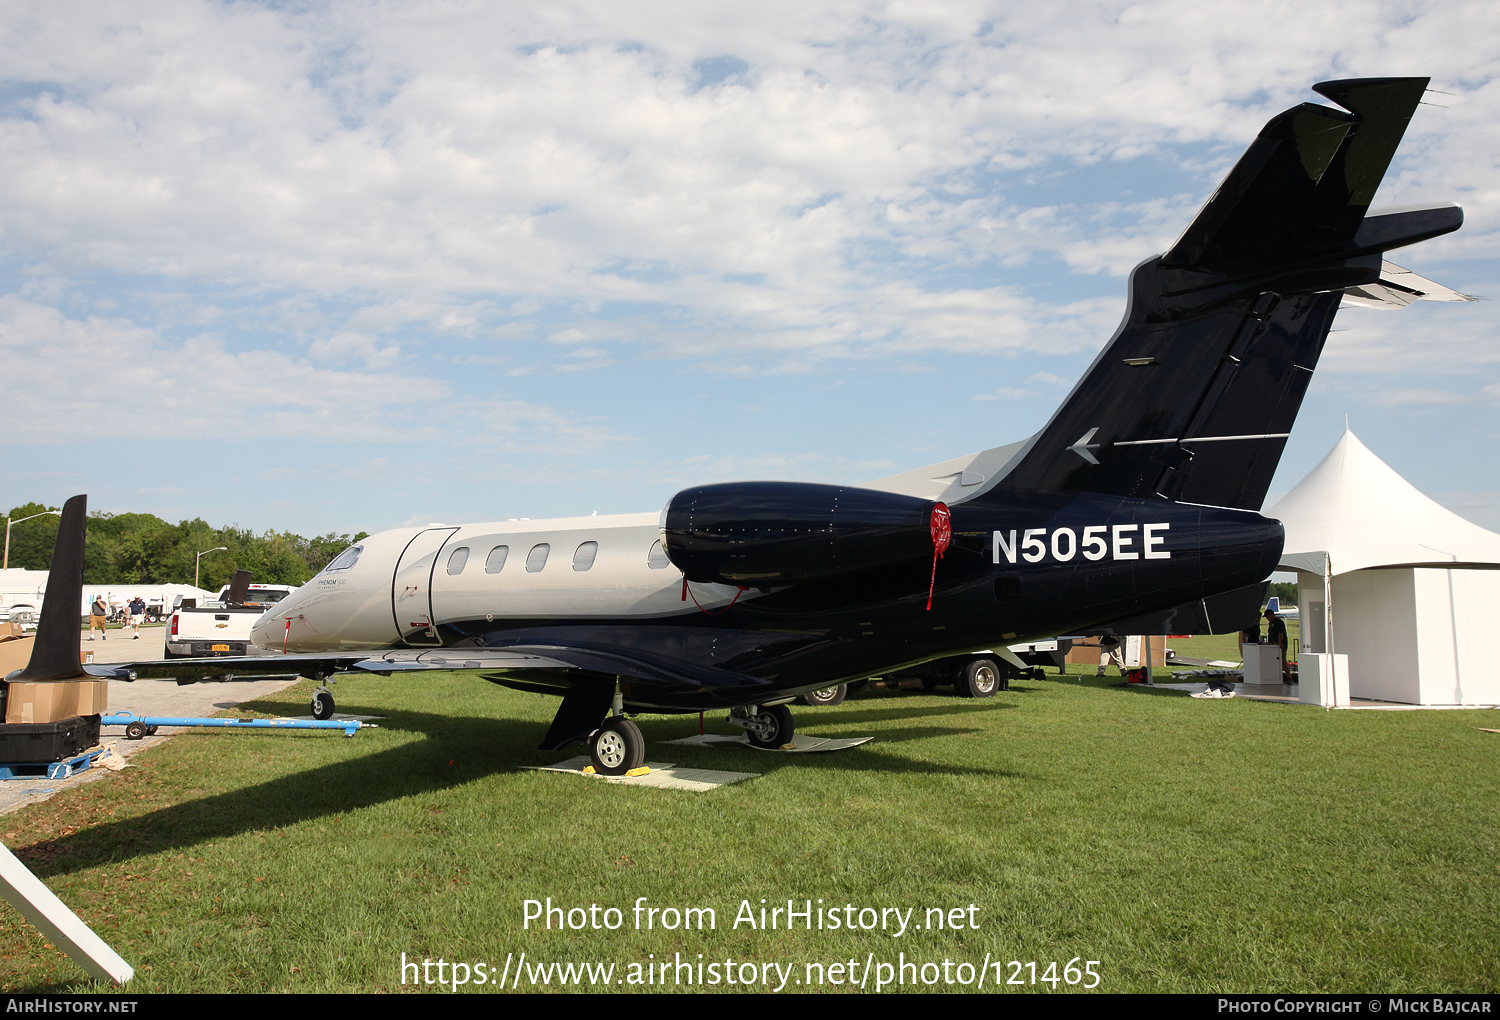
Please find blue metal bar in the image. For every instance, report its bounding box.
[101,713,365,737]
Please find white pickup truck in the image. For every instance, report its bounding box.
[163,583,296,658]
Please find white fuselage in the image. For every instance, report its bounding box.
[249,513,741,653]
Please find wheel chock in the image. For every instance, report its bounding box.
[625,766,652,777]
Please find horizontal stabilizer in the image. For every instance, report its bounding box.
[1342,259,1478,309]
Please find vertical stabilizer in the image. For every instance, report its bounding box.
[986,77,1460,511]
[8,495,89,683]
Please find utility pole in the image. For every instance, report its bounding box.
[3,510,62,570]
[195,547,228,589]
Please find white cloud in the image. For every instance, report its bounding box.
[0,295,627,450]
[307,331,400,368]
[3,0,1496,362]
[2,1,1499,531]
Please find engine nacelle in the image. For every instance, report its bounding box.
[660,481,937,586]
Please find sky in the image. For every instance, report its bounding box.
[2,0,1498,540]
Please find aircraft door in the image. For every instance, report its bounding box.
[392,528,459,646]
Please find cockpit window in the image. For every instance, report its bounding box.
[322,545,363,573]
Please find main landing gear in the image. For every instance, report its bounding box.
[799,684,847,707]
[729,704,796,749]
[588,686,645,776]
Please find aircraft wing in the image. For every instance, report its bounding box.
[112,645,717,753]
[114,648,581,683]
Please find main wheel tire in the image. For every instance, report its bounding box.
[954,658,1000,698]
[799,684,847,707]
[590,718,645,776]
[745,704,795,748]
[311,689,335,720]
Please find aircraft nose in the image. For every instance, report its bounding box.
[250,598,298,651]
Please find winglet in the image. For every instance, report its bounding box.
[8,495,90,683]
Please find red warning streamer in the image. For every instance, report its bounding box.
[682,575,749,615]
[926,502,951,611]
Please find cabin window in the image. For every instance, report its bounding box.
[446,547,470,575]
[647,540,671,569]
[485,545,509,573]
[322,544,362,573]
[526,543,550,573]
[573,541,598,571]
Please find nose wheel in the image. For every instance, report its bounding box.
[589,717,645,775]
[311,689,336,720]
[732,704,795,748]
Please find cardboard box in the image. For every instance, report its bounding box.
[1065,635,1169,669]
[3,681,110,724]
[0,634,35,675]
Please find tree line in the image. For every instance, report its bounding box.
[5,502,367,590]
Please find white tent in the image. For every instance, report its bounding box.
[1,569,214,618]
[1268,431,1500,705]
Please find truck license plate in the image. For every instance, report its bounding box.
[212,644,230,652]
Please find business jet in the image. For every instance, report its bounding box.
[11,77,1465,776]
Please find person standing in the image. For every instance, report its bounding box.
[1096,634,1127,676]
[128,595,146,638]
[89,596,108,640]
[1263,607,1291,683]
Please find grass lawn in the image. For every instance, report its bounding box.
[0,668,1495,993]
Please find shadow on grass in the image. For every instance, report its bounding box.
[783,700,1015,729]
[17,704,1020,875]
[1074,676,1200,698]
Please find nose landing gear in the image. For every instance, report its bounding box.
[310,671,337,720]
[729,704,796,748]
